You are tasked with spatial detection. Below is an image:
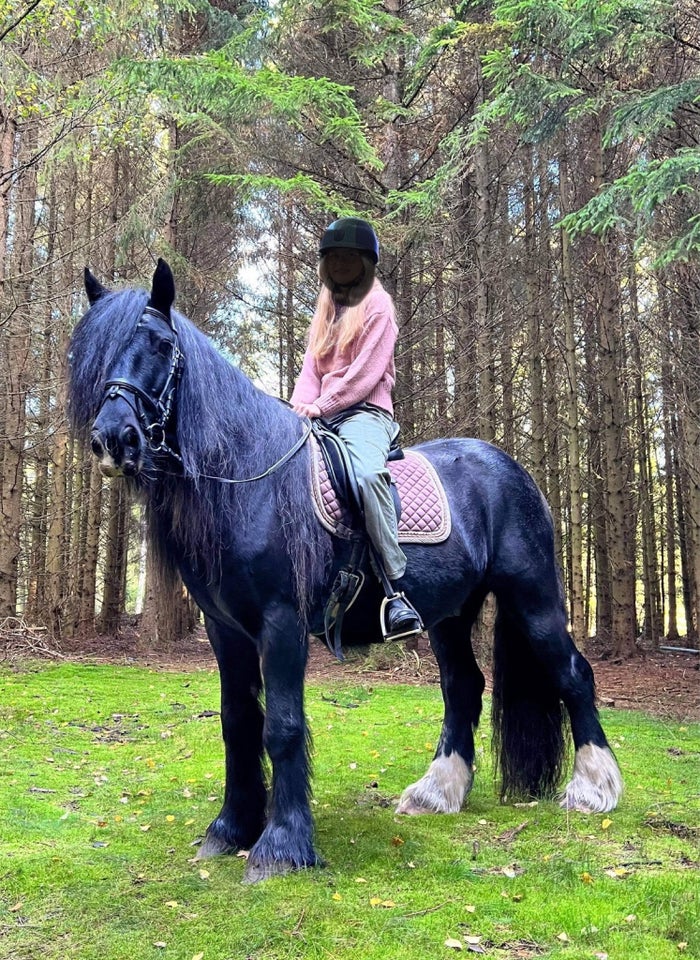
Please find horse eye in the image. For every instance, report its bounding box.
[158,339,173,358]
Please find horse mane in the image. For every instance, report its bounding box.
[68,284,332,622]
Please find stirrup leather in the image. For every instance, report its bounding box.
[380,593,424,641]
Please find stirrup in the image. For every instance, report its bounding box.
[379,592,424,642]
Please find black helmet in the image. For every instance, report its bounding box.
[319,217,379,264]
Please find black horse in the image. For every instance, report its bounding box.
[68,260,622,882]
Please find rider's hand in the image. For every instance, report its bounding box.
[291,401,322,419]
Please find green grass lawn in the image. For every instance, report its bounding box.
[0,662,698,960]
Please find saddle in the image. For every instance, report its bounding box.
[308,420,451,660]
[309,422,451,544]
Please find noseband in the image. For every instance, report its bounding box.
[102,305,183,461]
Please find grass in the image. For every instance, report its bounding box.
[0,662,698,960]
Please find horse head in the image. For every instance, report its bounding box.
[88,259,182,478]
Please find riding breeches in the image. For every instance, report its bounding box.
[323,404,407,582]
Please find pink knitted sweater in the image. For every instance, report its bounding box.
[291,285,398,417]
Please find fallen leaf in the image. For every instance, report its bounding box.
[165,900,179,909]
[557,932,570,942]
[354,877,368,883]
[601,818,612,830]
[154,943,167,949]
[332,892,342,901]
[166,815,175,822]
[9,903,23,912]
[391,836,405,846]
[677,944,688,952]
[502,866,517,879]
[581,871,594,884]
[466,904,476,913]
[444,937,463,950]
[192,953,204,960]
[465,936,482,945]
[198,869,210,880]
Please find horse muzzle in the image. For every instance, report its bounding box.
[90,419,144,478]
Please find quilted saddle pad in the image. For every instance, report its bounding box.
[309,435,452,544]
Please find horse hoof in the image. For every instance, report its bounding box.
[396,755,473,815]
[195,833,236,859]
[395,795,435,815]
[243,859,296,884]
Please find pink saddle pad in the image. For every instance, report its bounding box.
[309,436,451,543]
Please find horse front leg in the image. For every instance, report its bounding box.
[197,617,267,858]
[397,608,485,815]
[244,606,319,883]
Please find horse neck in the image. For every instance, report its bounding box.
[177,321,300,479]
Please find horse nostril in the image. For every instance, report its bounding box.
[122,425,139,448]
[91,436,104,458]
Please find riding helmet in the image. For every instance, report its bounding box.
[319,217,379,264]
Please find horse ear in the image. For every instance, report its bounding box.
[149,258,176,322]
[84,267,109,305]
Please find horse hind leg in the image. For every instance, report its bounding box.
[557,651,623,813]
[397,606,485,815]
[493,583,622,813]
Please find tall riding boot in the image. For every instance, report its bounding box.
[370,548,423,640]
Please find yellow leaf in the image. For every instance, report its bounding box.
[198,869,210,880]
[581,872,594,884]
[165,900,179,909]
[185,819,195,826]
[466,904,476,913]
[332,892,342,901]
[601,818,612,830]
[391,835,405,846]
[354,877,368,883]
[192,953,205,960]
[369,897,382,907]
[381,900,396,908]
[444,938,463,950]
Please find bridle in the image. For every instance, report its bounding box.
[98,303,313,482]
[102,305,184,462]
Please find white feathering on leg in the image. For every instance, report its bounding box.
[560,744,623,813]
[396,753,473,815]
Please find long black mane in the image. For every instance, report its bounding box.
[68,284,331,615]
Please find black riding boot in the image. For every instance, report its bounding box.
[380,590,423,641]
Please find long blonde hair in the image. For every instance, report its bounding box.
[308,278,389,359]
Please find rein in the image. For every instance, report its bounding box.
[192,416,313,484]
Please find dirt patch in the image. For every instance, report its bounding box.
[4,624,699,722]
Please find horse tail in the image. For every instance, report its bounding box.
[491,600,567,801]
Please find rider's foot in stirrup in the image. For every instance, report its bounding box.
[382,594,423,640]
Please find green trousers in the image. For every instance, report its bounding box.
[324,404,407,582]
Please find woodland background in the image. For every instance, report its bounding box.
[1,0,699,660]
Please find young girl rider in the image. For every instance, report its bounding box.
[290,217,423,640]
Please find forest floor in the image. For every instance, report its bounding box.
[19,623,699,723]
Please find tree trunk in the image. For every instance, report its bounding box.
[558,150,586,645]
